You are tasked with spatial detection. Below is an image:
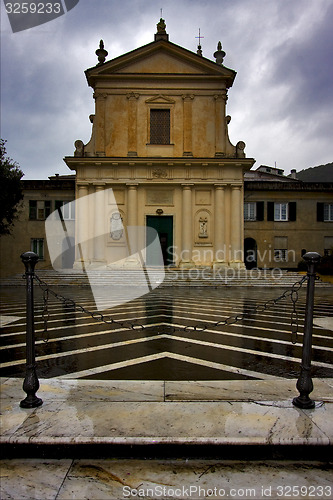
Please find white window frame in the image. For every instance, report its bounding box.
[57,200,75,220]
[324,203,333,221]
[274,203,288,221]
[244,202,257,221]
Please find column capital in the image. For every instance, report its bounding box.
[93,92,107,100]
[181,183,194,189]
[126,92,140,100]
[214,91,227,101]
[214,183,227,189]
[126,183,139,189]
[182,94,195,101]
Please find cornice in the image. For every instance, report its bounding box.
[64,156,255,169]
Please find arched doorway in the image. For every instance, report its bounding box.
[244,237,257,269]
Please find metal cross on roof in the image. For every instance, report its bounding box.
[195,28,204,45]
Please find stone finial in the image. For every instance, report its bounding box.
[95,40,108,65]
[214,41,226,65]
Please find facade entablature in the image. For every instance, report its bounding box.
[65,157,253,186]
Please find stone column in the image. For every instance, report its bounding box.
[230,185,244,268]
[182,95,194,156]
[74,183,89,270]
[180,184,194,267]
[94,92,107,157]
[92,184,106,266]
[126,184,139,262]
[213,184,226,269]
[127,93,139,157]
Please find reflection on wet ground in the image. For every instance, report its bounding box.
[1,286,332,380]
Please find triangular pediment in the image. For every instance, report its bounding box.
[85,40,236,87]
[145,95,175,104]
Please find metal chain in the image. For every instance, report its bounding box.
[34,273,308,344]
[34,275,145,338]
[42,288,50,342]
[179,275,308,341]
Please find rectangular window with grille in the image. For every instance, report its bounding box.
[274,236,288,262]
[150,109,170,144]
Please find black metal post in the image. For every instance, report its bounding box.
[293,251,321,409]
[20,251,43,408]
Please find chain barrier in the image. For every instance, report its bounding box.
[34,273,308,345]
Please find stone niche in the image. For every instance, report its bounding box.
[194,209,212,245]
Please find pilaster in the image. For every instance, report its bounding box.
[127,93,139,157]
[182,95,194,157]
[94,92,107,157]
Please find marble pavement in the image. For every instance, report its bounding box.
[1,377,333,450]
[1,378,333,499]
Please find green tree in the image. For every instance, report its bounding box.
[0,139,24,235]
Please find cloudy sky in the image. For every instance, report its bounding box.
[1,0,332,179]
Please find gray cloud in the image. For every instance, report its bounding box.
[1,0,332,178]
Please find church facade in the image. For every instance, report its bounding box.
[64,20,255,270]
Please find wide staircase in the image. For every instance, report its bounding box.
[1,267,331,287]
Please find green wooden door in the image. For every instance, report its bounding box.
[146,216,173,266]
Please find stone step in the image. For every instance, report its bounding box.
[1,268,331,287]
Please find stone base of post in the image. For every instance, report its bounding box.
[213,261,228,270]
[73,259,87,271]
[179,260,195,269]
[229,260,246,270]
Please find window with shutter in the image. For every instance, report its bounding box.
[150,109,170,144]
[256,201,264,221]
[267,202,274,221]
[244,202,256,221]
[274,203,288,221]
[31,238,44,259]
[29,200,37,220]
[29,200,52,220]
[317,203,324,221]
[55,200,75,220]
